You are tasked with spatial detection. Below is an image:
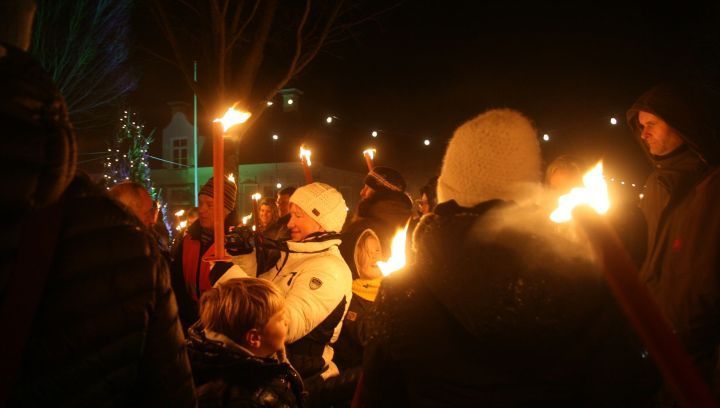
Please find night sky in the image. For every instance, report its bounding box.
[80,1,720,193]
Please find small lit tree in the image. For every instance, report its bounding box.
[102,109,172,236]
[103,109,155,195]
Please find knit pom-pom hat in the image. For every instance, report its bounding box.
[437,108,541,207]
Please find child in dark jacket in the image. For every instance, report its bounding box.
[187,278,304,407]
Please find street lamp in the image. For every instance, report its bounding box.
[610,117,618,125]
[543,133,550,142]
[423,139,431,146]
[371,130,378,138]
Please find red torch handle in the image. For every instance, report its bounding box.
[252,198,259,230]
[573,207,716,407]
[364,154,374,171]
[209,123,230,262]
[302,158,313,184]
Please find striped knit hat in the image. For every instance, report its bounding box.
[199,177,237,211]
[364,166,406,194]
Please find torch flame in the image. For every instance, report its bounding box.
[176,220,188,231]
[227,173,236,184]
[213,105,251,133]
[299,145,312,166]
[377,225,409,276]
[241,213,253,225]
[550,161,610,223]
[363,148,376,161]
[252,193,262,201]
[175,209,185,217]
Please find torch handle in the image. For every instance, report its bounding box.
[209,123,230,263]
[252,199,259,229]
[574,207,715,407]
[302,159,313,184]
[364,154,374,171]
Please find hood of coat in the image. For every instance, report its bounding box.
[626,82,720,166]
[0,43,76,210]
[340,217,397,279]
[412,200,613,343]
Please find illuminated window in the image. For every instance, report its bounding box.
[172,138,188,168]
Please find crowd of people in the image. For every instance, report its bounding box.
[4,3,720,407]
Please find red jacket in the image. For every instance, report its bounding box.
[181,234,215,301]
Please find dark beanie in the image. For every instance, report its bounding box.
[199,177,237,211]
[364,166,406,194]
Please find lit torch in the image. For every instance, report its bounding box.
[241,213,253,225]
[227,173,236,184]
[299,145,313,184]
[377,225,408,276]
[363,148,376,171]
[208,105,251,262]
[175,209,185,217]
[252,193,261,230]
[550,161,714,406]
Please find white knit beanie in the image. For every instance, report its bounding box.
[437,108,541,207]
[290,182,347,233]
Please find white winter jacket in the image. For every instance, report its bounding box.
[219,236,353,345]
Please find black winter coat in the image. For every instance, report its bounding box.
[628,83,720,394]
[187,324,304,407]
[335,202,406,371]
[8,176,197,406]
[359,200,658,406]
[1,44,195,406]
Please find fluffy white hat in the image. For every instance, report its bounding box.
[290,182,347,233]
[437,108,541,207]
